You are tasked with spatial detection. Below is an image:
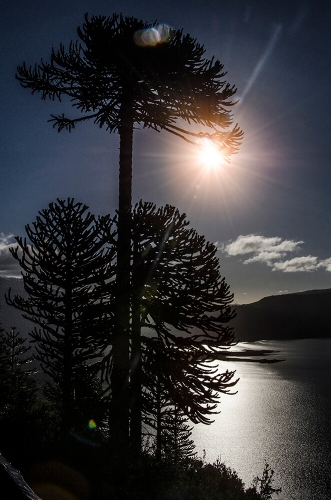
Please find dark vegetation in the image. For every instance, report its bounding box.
[0,199,281,499]
[16,13,243,466]
[0,12,282,500]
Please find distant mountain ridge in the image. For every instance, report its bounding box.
[232,288,331,341]
[1,277,331,342]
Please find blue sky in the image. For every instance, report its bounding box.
[1,0,331,303]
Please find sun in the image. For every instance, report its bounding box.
[197,138,225,170]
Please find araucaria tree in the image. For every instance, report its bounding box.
[0,319,49,463]
[0,323,36,421]
[162,405,197,465]
[6,199,116,434]
[16,13,243,456]
[143,343,198,464]
[128,202,237,454]
[0,327,35,376]
[142,336,236,462]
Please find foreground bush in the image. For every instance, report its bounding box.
[0,396,280,500]
[125,455,280,500]
[6,434,281,500]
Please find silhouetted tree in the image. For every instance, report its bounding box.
[142,339,195,463]
[43,360,108,437]
[6,198,116,435]
[0,325,36,409]
[5,197,237,460]
[142,336,236,461]
[0,318,53,465]
[1,327,35,374]
[128,202,237,454]
[16,13,243,458]
[247,464,282,500]
[0,321,14,412]
[0,315,12,412]
[162,404,197,465]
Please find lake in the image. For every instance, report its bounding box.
[191,339,331,500]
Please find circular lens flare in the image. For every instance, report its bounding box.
[197,138,225,170]
[134,25,174,46]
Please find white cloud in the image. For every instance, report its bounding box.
[0,233,14,250]
[222,234,302,257]
[317,258,331,272]
[272,256,319,273]
[0,233,21,278]
[244,250,286,265]
[219,233,331,273]
[221,234,303,267]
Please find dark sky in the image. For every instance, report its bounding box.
[1,0,331,303]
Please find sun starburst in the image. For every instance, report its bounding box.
[197,138,225,170]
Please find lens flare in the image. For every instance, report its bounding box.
[88,419,97,430]
[134,25,174,47]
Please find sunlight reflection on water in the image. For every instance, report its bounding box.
[192,339,331,500]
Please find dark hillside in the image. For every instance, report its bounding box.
[232,288,331,341]
[2,277,331,343]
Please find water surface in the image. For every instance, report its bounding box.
[192,339,331,500]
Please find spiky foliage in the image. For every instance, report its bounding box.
[128,202,237,453]
[142,335,236,465]
[16,14,242,461]
[16,13,243,157]
[132,202,235,344]
[1,327,35,374]
[6,199,116,434]
[142,337,236,430]
[161,404,197,465]
[142,351,198,465]
[0,325,37,407]
[0,317,55,464]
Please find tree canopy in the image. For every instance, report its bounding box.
[16,13,243,463]
[17,13,243,157]
[6,198,115,433]
[123,202,237,451]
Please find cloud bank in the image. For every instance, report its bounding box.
[0,233,21,278]
[3,230,331,278]
[219,234,331,273]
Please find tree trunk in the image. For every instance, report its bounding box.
[130,237,142,457]
[156,376,162,462]
[110,96,134,465]
[63,270,73,437]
